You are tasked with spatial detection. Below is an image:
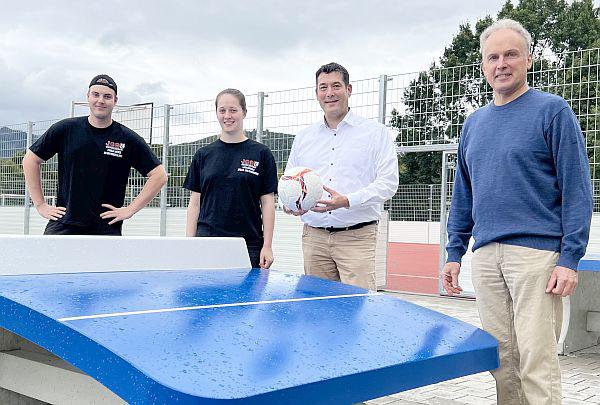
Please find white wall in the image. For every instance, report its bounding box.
[0,207,389,287]
[388,217,600,252]
[388,221,440,244]
[4,206,597,292]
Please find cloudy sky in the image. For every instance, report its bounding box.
[1,1,515,125]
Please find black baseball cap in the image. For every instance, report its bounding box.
[89,74,117,95]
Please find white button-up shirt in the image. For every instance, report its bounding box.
[286,109,399,228]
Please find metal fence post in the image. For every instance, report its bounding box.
[256,92,266,143]
[159,105,171,236]
[378,75,389,125]
[439,151,451,294]
[23,122,33,235]
[428,184,434,222]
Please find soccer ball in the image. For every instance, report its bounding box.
[278,167,323,212]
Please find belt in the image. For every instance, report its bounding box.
[316,220,378,233]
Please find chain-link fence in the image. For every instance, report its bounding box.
[385,184,442,222]
[0,47,598,235]
[0,122,28,207]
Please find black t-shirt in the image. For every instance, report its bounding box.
[30,116,161,227]
[183,139,278,246]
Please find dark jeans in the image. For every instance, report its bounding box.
[193,232,263,268]
[247,244,261,268]
[44,220,122,236]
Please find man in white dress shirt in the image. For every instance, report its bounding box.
[285,62,399,290]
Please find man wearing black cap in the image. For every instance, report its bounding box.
[22,74,168,235]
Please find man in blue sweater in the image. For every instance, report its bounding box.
[442,19,592,404]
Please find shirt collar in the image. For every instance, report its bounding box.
[320,108,356,130]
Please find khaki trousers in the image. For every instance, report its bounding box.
[472,243,562,405]
[301,223,377,290]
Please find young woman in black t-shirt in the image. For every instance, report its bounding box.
[183,89,278,268]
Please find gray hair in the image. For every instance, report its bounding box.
[480,19,532,56]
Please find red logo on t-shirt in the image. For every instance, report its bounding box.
[104,141,125,158]
[238,159,260,175]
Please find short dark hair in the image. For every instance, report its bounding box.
[315,62,350,87]
[215,88,247,114]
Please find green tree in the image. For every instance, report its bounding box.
[393,0,600,187]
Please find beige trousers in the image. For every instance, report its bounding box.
[301,224,377,290]
[472,243,562,405]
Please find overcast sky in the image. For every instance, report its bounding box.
[1,1,524,125]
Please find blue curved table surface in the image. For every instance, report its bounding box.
[0,269,498,404]
[578,254,600,271]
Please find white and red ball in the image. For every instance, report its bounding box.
[278,167,323,212]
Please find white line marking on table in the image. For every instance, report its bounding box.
[58,292,379,322]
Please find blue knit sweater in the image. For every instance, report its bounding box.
[446,89,593,270]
